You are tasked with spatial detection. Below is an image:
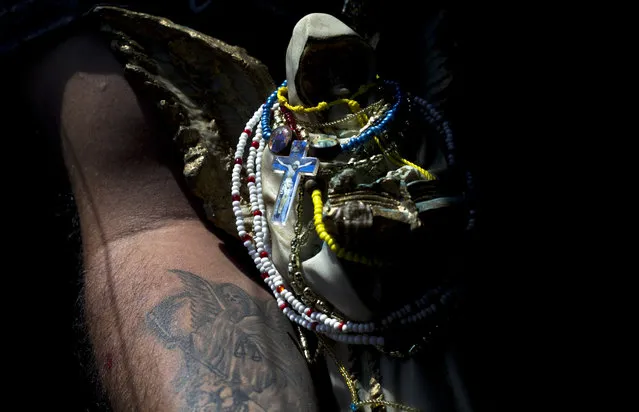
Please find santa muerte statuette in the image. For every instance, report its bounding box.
[231,13,475,412]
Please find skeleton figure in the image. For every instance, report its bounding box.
[258,13,470,411]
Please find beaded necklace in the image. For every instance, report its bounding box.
[262,80,402,151]
[232,112,464,347]
[296,98,386,129]
[275,100,390,153]
[277,82,376,114]
[406,94,477,228]
[288,181,458,359]
[231,80,475,412]
[232,76,476,334]
[233,107,463,346]
[287,185,349,320]
[302,98,434,265]
[232,105,386,344]
[289,191,419,411]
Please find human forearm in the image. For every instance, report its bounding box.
[25,32,317,411]
[84,221,318,411]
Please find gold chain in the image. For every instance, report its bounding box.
[318,334,421,412]
[296,98,386,129]
[290,183,420,412]
[279,92,442,409]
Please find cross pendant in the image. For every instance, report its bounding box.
[271,140,318,225]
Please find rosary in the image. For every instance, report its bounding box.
[230,78,474,411]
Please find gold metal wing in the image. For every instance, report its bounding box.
[89,5,275,237]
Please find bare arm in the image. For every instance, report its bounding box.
[27,33,317,411]
[86,224,316,411]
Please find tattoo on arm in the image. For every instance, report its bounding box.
[146,269,316,411]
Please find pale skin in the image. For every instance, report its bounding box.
[26,34,318,411]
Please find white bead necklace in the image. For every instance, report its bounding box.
[232,104,385,345]
[232,103,457,346]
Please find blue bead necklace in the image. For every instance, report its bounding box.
[261,79,402,151]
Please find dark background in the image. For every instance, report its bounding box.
[2,1,487,410]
